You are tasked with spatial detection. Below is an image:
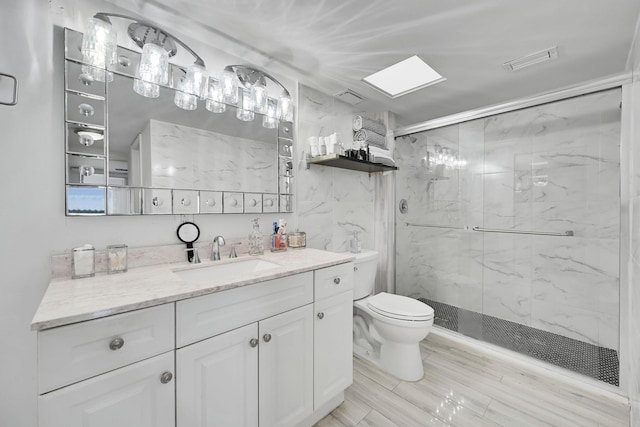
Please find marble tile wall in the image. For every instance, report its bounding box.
[395,89,621,350]
[626,21,640,425]
[142,119,278,193]
[296,84,376,253]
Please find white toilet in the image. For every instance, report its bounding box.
[352,250,434,381]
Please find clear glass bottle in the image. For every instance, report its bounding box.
[249,218,264,255]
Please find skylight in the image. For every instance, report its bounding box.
[362,55,446,98]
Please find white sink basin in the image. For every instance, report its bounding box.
[173,259,280,283]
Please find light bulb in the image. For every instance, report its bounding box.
[81,17,117,82]
[205,78,226,113]
[251,80,268,114]
[236,87,254,121]
[277,93,293,122]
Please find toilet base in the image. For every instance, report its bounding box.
[353,339,424,382]
[379,341,424,381]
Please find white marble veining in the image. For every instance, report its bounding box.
[33,248,353,331]
[142,119,278,193]
[297,84,378,253]
[395,89,621,350]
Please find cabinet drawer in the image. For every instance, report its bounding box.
[314,263,354,300]
[176,272,313,347]
[38,304,174,394]
[39,351,175,427]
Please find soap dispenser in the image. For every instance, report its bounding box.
[350,231,362,253]
[249,218,264,255]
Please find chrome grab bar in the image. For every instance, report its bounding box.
[472,226,573,237]
[406,222,468,230]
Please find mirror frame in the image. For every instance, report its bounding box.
[63,28,294,216]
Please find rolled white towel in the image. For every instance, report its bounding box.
[354,129,387,148]
[352,115,387,135]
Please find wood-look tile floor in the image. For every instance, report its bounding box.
[316,332,630,427]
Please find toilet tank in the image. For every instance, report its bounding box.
[353,250,378,300]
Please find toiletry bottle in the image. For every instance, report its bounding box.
[249,218,264,255]
[350,231,362,253]
[278,219,287,249]
[271,221,280,251]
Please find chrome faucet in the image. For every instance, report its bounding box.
[211,235,226,261]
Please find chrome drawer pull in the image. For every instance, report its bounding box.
[109,337,124,351]
[317,312,325,320]
[160,371,173,384]
[263,333,272,343]
[334,277,341,285]
[249,338,259,348]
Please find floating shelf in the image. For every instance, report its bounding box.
[307,154,398,173]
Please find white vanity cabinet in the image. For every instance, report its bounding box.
[35,256,355,427]
[37,304,175,427]
[176,272,315,427]
[176,323,259,427]
[259,304,314,427]
[313,264,354,409]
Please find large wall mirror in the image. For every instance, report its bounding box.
[63,28,294,216]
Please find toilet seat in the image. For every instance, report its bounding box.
[366,293,434,321]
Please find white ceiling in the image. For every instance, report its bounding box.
[104,0,640,126]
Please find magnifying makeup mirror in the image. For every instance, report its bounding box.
[177,222,200,262]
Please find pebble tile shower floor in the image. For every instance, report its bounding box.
[418,298,619,386]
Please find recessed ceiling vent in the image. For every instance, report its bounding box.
[503,46,559,71]
[335,89,366,105]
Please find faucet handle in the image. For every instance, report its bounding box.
[229,243,240,259]
[191,248,201,264]
[185,247,201,264]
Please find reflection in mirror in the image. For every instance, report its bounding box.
[67,186,105,215]
[64,27,294,216]
[107,72,278,193]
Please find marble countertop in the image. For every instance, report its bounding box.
[32,248,354,331]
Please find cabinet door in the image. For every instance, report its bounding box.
[259,304,314,427]
[176,323,258,427]
[314,291,354,409]
[39,351,174,427]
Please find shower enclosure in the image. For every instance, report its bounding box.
[395,89,622,386]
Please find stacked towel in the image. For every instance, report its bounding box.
[352,115,387,135]
[354,129,386,148]
[353,115,387,149]
[368,145,395,167]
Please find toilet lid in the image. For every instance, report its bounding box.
[366,293,434,321]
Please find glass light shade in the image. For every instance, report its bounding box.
[174,90,198,111]
[221,70,239,104]
[81,18,117,82]
[133,79,160,98]
[262,97,278,129]
[236,87,255,121]
[205,78,226,113]
[277,93,293,122]
[251,81,268,114]
[136,43,169,84]
[180,64,209,99]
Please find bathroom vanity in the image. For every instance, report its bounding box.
[32,248,354,427]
